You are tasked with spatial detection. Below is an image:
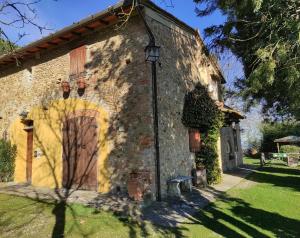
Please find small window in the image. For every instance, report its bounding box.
[69,45,86,77]
[226,140,235,160]
[233,129,239,152]
[226,141,231,154]
[189,128,201,152]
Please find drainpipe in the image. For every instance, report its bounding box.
[136,1,161,201]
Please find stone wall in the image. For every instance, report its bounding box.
[0,5,237,199]
[145,8,224,196]
[0,16,157,197]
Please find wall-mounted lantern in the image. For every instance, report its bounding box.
[207,84,214,94]
[61,81,71,93]
[145,44,160,63]
[19,110,29,120]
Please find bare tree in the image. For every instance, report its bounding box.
[0,0,49,53]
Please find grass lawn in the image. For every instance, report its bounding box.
[0,194,175,238]
[0,158,300,237]
[181,157,300,238]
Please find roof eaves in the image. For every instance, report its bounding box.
[0,0,130,65]
[218,103,245,119]
[140,0,196,35]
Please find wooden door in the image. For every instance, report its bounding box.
[62,116,98,191]
[26,130,33,183]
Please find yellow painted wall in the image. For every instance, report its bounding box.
[10,99,111,192]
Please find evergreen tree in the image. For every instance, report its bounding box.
[194,0,300,120]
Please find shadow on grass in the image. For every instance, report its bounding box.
[114,214,186,238]
[183,192,300,238]
[0,192,97,238]
[51,200,66,238]
[232,205,300,238]
[175,161,300,238]
[244,162,300,192]
[0,191,186,238]
[260,166,300,176]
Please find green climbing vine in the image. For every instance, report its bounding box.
[182,83,224,184]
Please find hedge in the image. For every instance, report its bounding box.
[280,145,300,153]
[0,139,17,182]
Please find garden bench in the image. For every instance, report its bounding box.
[270,153,299,167]
[167,176,193,197]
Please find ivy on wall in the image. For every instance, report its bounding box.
[182,83,224,184]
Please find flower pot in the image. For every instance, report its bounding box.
[196,167,207,187]
[61,81,70,92]
[77,78,86,89]
[127,170,151,201]
[127,178,143,201]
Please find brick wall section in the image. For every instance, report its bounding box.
[0,17,157,197]
[145,9,224,197]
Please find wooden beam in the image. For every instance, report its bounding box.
[84,25,95,31]
[3,60,13,63]
[47,41,59,46]
[99,19,109,25]
[37,46,47,50]
[59,36,70,41]
[71,31,82,36]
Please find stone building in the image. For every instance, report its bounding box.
[0,0,243,200]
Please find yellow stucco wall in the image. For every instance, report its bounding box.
[10,98,110,192]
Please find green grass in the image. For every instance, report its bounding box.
[243,156,261,166]
[0,194,175,238]
[180,158,300,238]
[0,158,300,237]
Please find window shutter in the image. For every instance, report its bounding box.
[189,128,201,152]
[70,45,86,77]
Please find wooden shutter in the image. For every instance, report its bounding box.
[189,128,201,152]
[70,45,86,76]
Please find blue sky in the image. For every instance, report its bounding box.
[4,0,243,84]
[11,0,226,44]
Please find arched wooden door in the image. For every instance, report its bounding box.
[62,116,98,191]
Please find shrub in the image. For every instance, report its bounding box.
[0,139,17,182]
[182,83,221,129]
[280,145,300,153]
